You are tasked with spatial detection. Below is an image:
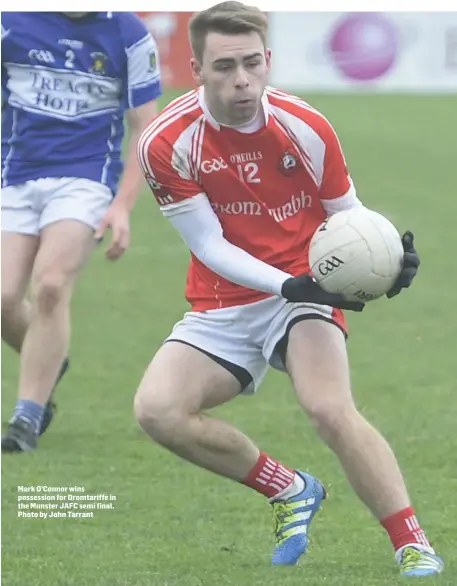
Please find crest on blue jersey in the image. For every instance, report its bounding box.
[89,52,108,75]
[148,50,157,73]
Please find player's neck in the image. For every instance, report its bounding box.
[220,108,265,133]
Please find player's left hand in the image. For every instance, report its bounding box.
[95,202,130,261]
[386,231,420,298]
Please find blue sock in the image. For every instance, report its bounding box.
[13,400,45,434]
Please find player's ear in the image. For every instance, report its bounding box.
[265,49,272,73]
[190,58,203,85]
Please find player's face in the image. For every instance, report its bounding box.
[192,31,271,126]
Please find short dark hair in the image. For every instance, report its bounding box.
[189,2,268,63]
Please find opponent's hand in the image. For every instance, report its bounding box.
[386,231,420,298]
[94,202,130,261]
[281,274,365,311]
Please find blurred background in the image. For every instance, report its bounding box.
[138,11,457,93]
[2,11,457,586]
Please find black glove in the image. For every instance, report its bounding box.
[281,274,365,312]
[386,231,420,299]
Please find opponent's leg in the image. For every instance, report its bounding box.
[284,318,443,576]
[3,177,111,451]
[0,230,65,444]
[1,186,70,445]
[2,220,95,452]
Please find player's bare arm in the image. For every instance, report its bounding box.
[96,101,159,260]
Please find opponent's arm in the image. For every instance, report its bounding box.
[96,15,162,260]
[114,15,162,213]
[115,101,159,213]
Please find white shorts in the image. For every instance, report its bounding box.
[1,177,112,235]
[166,296,346,394]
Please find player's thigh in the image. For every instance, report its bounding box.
[31,219,96,298]
[135,341,243,421]
[135,301,271,420]
[285,318,354,417]
[39,177,112,232]
[1,182,41,238]
[166,302,271,394]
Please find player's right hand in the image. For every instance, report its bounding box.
[281,274,365,312]
[94,202,130,261]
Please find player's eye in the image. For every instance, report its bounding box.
[215,63,232,72]
[246,60,261,69]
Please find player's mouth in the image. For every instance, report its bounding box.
[234,98,255,106]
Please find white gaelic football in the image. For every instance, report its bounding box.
[309,207,404,302]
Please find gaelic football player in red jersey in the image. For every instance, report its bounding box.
[136,2,441,576]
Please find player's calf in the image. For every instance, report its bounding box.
[1,232,38,352]
[20,267,72,406]
[1,288,23,323]
[1,296,31,353]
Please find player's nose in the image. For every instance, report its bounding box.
[234,66,249,88]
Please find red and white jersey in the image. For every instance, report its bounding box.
[138,86,358,311]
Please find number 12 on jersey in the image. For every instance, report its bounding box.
[237,162,260,184]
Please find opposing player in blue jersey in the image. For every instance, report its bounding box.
[1,12,162,452]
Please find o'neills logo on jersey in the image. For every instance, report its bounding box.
[229,151,263,164]
[211,191,312,221]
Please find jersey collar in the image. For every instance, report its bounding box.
[199,86,269,131]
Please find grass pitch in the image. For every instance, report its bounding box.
[2,91,456,585]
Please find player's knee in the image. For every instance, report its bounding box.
[134,388,187,441]
[32,272,71,314]
[306,399,358,444]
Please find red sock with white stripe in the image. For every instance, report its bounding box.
[381,507,432,552]
[243,452,304,500]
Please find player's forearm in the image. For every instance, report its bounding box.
[164,196,292,296]
[197,236,292,296]
[114,129,145,212]
[117,100,159,212]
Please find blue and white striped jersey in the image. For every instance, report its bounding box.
[1,12,162,194]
